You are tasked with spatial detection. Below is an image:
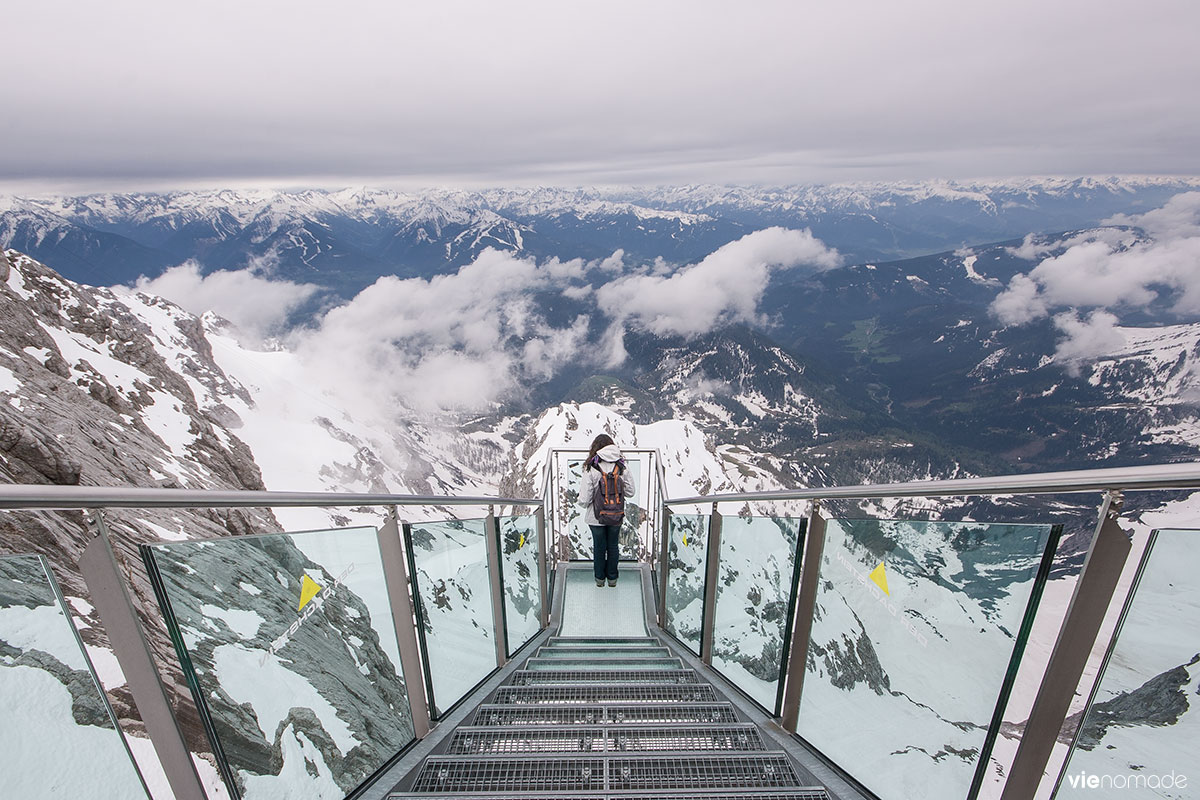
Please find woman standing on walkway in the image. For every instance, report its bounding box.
[579,433,637,587]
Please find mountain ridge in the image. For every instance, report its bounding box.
[6,177,1198,298]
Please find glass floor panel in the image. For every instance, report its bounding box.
[559,567,648,638]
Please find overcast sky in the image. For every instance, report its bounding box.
[4,0,1199,192]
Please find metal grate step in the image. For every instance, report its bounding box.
[447,727,607,754]
[603,704,739,725]
[548,637,659,647]
[395,792,829,800]
[536,646,671,659]
[511,669,699,685]
[411,754,801,793]
[612,794,831,800]
[470,703,740,726]
[411,756,605,793]
[526,658,684,671]
[607,754,801,790]
[492,684,719,705]
[446,724,767,755]
[608,725,766,752]
[392,795,604,800]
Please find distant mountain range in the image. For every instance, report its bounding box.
[3,177,1197,296]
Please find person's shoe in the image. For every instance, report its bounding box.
[596,579,604,587]
[608,579,618,587]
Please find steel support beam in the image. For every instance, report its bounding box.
[540,456,558,575]
[77,512,209,800]
[665,462,1200,506]
[699,503,723,665]
[653,453,667,565]
[781,501,826,732]
[535,507,549,628]
[1001,491,1133,800]
[484,507,508,666]
[377,510,432,739]
[657,507,673,627]
[558,458,571,563]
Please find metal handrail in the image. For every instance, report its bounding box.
[0,485,543,510]
[5,462,1195,512]
[664,461,1200,505]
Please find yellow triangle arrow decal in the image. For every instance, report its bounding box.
[868,562,890,596]
[518,533,526,548]
[682,533,689,547]
[298,574,323,611]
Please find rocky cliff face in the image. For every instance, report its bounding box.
[0,248,279,753]
[1075,654,1198,750]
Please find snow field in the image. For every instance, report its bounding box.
[1053,530,1200,799]
[1,556,151,798]
[212,645,357,754]
[798,520,1053,800]
[409,521,498,712]
[0,666,150,798]
[0,361,19,395]
[710,516,801,710]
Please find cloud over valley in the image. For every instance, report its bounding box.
[134,228,837,418]
[992,192,1200,370]
[133,259,321,342]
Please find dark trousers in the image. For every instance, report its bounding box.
[590,524,621,581]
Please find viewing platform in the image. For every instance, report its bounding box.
[2,454,1199,800]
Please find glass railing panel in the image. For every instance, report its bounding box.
[711,515,804,713]
[0,554,151,799]
[664,512,709,655]
[796,518,1059,800]
[498,514,542,656]
[1054,528,1198,797]
[405,518,496,716]
[560,455,645,561]
[143,526,415,800]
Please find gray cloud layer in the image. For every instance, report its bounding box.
[4,0,1199,190]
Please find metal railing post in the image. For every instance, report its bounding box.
[640,454,651,564]
[77,511,209,800]
[541,453,557,574]
[377,509,432,738]
[535,506,549,628]
[1001,490,1134,800]
[700,503,723,665]
[781,500,826,731]
[557,453,571,563]
[657,506,672,628]
[484,506,508,666]
[651,452,666,566]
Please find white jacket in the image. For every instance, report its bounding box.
[578,444,637,527]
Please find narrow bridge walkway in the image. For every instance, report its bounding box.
[384,565,836,799]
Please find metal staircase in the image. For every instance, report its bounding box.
[389,635,831,799]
